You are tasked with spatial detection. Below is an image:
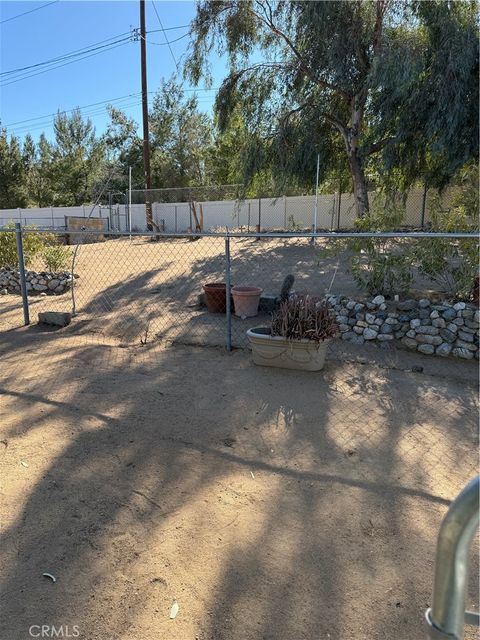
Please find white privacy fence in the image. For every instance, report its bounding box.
[0,189,433,232]
[0,204,110,229]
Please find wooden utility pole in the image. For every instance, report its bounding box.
[139,0,153,231]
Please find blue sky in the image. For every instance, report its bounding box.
[0,0,227,142]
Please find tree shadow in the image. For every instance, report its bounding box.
[0,326,478,640]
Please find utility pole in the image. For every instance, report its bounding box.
[139,0,153,231]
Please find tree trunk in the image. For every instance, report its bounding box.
[348,149,369,217]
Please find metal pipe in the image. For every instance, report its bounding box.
[128,166,132,237]
[225,233,232,352]
[15,223,30,326]
[312,153,320,242]
[425,476,480,639]
[8,229,478,240]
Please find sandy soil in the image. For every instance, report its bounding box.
[0,325,478,640]
[0,236,450,347]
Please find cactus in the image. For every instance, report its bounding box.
[280,274,295,302]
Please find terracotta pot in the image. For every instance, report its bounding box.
[203,282,226,313]
[247,327,330,371]
[232,286,263,318]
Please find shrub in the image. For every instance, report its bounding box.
[42,244,72,272]
[271,294,337,342]
[321,194,413,296]
[0,223,46,268]
[414,194,478,299]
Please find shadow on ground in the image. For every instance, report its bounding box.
[0,325,478,640]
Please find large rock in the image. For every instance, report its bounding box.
[401,337,418,350]
[363,328,378,340]
[457,330,474,343]
[397,299,417,311]
[452,347,474,360]
[442,308,457,322]
[47,279,60,291]
[38,312,72,327]
[440,328,456,343]
[416,334,442,346]
[454,339,477,352]
[372,295,385,306]
[415,325,439,336]
[436,343,452,357]
[418,343,435,355]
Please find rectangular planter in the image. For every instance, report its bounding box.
[246,327,330,371]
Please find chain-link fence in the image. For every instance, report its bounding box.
[1,225,479,640]
[1,226,478,353]
[2,185,461,233]
[127,187,435,233]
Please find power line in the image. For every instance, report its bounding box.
[0,0,58,25]
[0,40,130,88]
[3,88,218,129]
[152,1,178,67]
[1,31,132,77]
[139,32,190,46]
[0,24,191,87]
[148,24,190,34]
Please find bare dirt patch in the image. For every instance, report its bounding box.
[0,236,448,346]
[0,328,478,640]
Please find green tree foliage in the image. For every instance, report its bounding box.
[0,129,27,208]
[0,223,48,268]
[149,79,213,188]
[186,0,479,215]
[49,110,106,205]
[371,1,479,190]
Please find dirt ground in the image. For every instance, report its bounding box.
[0,236,451,347]
[0,323,478,640]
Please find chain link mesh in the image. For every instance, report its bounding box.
[0,227,478,640]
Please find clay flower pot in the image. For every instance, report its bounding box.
[203,282,226,313]
[232,286,263,318]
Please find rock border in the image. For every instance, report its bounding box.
[0,267,74,296]
[327,294,479,360]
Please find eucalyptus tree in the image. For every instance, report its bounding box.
[187,0,478,216]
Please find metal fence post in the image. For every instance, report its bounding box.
[15,223,30,326]
[225,232,232,351]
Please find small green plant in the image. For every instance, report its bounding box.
[0,222,46,268]
[42,244,72,272]
[287,214,303,231]
[271,294,337,342]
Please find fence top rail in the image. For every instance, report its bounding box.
[2,227,479,240]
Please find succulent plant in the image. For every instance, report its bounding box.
[271,294,337,342]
